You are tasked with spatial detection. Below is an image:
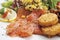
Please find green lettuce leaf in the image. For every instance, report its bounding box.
[42,0,60,9]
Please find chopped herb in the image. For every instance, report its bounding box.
[0,8,4,15]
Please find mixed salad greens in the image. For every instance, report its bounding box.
[2,0,13,8]
[0,0,17,22]
[5,0,60,38]
[1,0,60,10]
[42,0,60,9]
[2,0,60,9]
[0,8,4,15]
[0,0,60,22]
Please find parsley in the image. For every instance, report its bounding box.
[0,8,4,15]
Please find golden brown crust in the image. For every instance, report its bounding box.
[42,23,60,36]
[38,13,58,27]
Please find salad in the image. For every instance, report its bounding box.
[0,0,60,38]
[0,8,17,22]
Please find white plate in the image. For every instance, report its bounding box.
[0,0,60,40]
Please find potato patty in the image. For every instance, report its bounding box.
[42,23,60,36]
[38,13,58,26]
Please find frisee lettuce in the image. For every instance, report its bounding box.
[42,0,60,9]
[2,1,13,8]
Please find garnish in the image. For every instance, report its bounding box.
[0,8,4,15]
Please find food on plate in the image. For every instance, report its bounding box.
[21,0,33,5]
[33,24,42,35]
[18,23,34,37]
[0,8,17,22]
[26,9,46,23]
[38,13,58,26]
[27,13,38,22]
[7,19,34,37]
[2,0,13,8]
[24,1,48,11]
[1,0,60,38]
[6,6,46,37]
[42,23,60,36]
[56,2,60,21]
[4,0,48,11]
[7,18,42,37]
[17,8,31,19]
[34,0,41,3]
[31,9,46,16]
[57,1,60,9]
[50,1,60,23]
[25,4,36,11]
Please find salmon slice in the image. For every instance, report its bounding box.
[7,19,34,37]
